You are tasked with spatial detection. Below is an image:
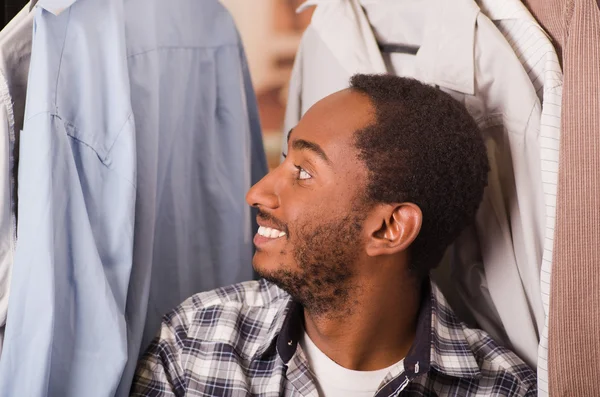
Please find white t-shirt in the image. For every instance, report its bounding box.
[300,332,404,397]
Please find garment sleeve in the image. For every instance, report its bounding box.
[130,316,188,397]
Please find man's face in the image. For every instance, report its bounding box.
[246,89,375,316]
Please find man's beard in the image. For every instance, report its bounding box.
[257,211,366,318]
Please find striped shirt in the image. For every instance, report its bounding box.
[479,1,564,393]
[131,279,536,396]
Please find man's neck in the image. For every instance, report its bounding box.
[302,277,422,371]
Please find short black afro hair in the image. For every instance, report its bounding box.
[350,74,489,275]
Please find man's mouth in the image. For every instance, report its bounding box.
[257,226,286,239]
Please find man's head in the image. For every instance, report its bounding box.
[246,74,489,316]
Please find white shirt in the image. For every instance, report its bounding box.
[284,0,552,369]
[300,332,404,397]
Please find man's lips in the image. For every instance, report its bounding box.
[256,212,288,235]
[253,231,285,248]
[253,222,287,248]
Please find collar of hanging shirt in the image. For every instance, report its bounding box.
[297,0,477,95]
[31,0,78,15]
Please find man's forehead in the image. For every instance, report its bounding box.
[289,89,374,146]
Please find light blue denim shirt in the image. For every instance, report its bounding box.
[0,0,266,395]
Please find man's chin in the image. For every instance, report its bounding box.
[253,263,296,290]
[252,258,282,280]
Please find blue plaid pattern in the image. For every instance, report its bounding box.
[131,279,537,396]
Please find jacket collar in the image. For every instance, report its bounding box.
[265,280,482,380]
[297,0,479,95]
[299,0,387,76]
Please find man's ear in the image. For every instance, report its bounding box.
[365,203,422,257]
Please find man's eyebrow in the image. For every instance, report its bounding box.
[291,139,332,166]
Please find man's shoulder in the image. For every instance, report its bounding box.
[168,279,291,326]
[462,326,537,393]
[178,279,288,312]
[430,284,536,395]
[162,279,291,358]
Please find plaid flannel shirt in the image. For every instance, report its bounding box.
[131,279,537,396]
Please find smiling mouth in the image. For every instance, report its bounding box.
[257,226,287,239]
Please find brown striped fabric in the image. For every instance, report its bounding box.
[522,0,600,395]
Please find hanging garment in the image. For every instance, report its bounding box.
[470,1,563,395]
[0,3,32,354]
[0,0,266,396]
[116,0,267,395]
[522,0,600,395]
[2,0,29,29]
[284,0,546,368]
[0,0,136,395]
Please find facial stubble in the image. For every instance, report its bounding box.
[258,212,366,318]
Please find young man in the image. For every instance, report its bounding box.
[131,75,537,396]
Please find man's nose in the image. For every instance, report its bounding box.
[246,168,280,210]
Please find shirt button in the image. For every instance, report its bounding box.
[288,340,293,346]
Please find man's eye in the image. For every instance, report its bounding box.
[297,167,312,180]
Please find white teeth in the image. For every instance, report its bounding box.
[257,226,286,239]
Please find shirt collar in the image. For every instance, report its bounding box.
[246,288,304,364]
[264,280,481,380]
[477,0,549,39]
[31,0,78,16]
[427,283,481,378]
[298,0,388,76]
[297,0,479,95]
[478,0,539,22]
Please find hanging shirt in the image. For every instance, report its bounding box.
[284,0,547,368]
[0,0,267,396]
[476,1,563,395]
[0,4,32,346]
[300,332,402,397]
[116,0,267,395]
[2,0,30,29]
[131,279,537,396]
[0,0,136,396]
